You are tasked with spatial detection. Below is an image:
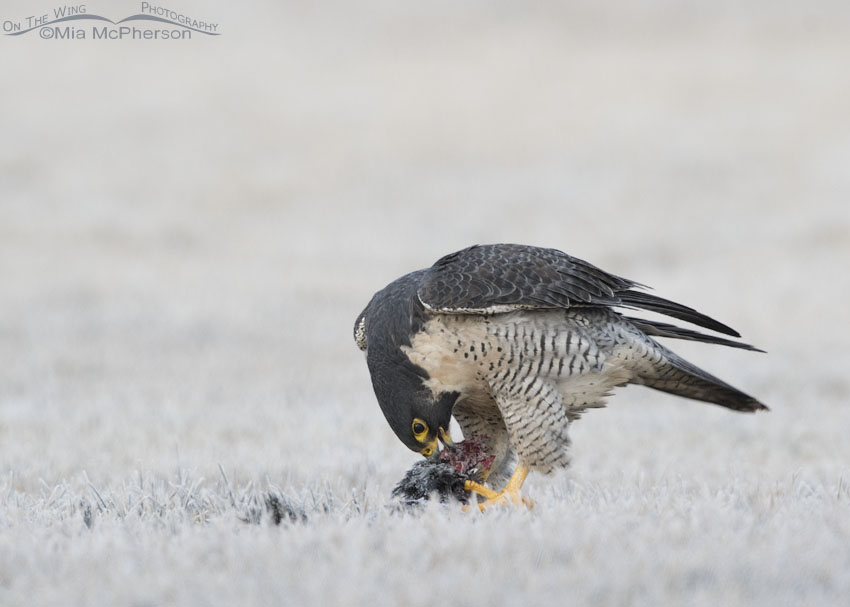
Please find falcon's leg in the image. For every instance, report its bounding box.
[463,464,533,512]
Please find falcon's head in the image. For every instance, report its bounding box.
[355,271,458,460]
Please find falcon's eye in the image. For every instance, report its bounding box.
[411,419,428,441]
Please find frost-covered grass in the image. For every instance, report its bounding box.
[3,372,849,605]
[3,458,850,606]
[2,1,850,605]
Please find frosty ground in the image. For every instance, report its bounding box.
[2,1,850,605]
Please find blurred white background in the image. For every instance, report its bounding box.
[1,1,849,604]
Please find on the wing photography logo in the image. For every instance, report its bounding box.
[3,2,220,40]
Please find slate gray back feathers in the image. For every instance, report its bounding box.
[418,244,741,337]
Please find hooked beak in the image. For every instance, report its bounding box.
[420,436,440,462]
[438,426,455,451]
[420,427,456,463]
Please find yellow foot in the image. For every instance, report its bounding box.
[461,479,534,512]
[463,480,499,500]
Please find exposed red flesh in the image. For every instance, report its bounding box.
[438,435,494,476]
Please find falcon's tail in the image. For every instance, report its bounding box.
[625,317,764,352]
[637,349,768,412]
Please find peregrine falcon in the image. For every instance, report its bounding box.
[354,244,767,510]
